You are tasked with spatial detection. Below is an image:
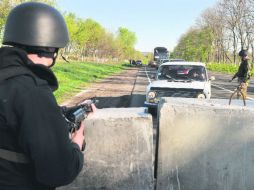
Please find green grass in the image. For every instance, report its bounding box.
[52,61,126,103]
[206,62,239,74]
[207,62,254,79]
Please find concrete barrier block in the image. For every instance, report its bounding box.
[156,98,254,190]
[58,108,154,190]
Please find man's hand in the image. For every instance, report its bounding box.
[71,122,85,151]
[79,99,97,116]
[70,99,97,151]
[229,78,235,82]
[89,103,97,116]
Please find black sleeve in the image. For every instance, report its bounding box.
[16,85,84,187]
[232,72,238,80]
[239,61,249,82]
[243,63,249,82]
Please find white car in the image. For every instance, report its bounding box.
[144,61,215,113]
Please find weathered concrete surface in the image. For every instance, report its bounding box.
[156,98,254,190]
[58,108,154,190]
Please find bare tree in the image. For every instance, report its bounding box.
[219,0,241,63]
[247,0,254,62]
[198,4,227,63]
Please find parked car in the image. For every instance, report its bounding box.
[135,60,142,67]
[144,61,215,114]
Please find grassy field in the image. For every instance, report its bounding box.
[52,61,127,103]
[207,62,254,75]
[206,62,239,74]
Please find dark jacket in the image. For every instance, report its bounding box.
[0,47,83,190]
[232,60,251,82]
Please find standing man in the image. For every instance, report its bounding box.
[0,2,89,190]
[231,49,252,99]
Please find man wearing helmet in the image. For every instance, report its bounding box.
[0,2,89,190]
[230,49,252,99]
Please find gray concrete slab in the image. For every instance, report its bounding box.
[156,98,254,190]
[58,108,154,190]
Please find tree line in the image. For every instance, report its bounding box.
[171,0,254,64]
[0,0,148,63]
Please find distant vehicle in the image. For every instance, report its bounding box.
[148,60,157,68]
[131,60,142,67]
[144,61,215,114]
[154,47,169,67]
[169,59,185,62]
[130,60,136,65]
[135,60,142,67]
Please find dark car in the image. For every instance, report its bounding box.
[135,60,142,67]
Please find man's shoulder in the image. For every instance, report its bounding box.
[4,74,48,92]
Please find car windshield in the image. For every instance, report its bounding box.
[157,65,207,81]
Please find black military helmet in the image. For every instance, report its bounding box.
[238,49,248,57]
[3,2,69,48]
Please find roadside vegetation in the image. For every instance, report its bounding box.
[0,0,152,63]
[207,62,254,75]
[53,61,126,103]
[171,0,254,66]
[206,63,238,74]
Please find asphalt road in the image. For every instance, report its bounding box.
[209,71,254,100]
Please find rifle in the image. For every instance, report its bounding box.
[62,98,98,133]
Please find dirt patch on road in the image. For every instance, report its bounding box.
[61,67,140,108]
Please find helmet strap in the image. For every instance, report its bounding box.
[49,51,58,68]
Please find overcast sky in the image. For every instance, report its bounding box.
[57,0,219,52]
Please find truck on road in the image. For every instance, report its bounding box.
[149,47,169,68]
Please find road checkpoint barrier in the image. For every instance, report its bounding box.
[58,108,154,190]
[156,98,254,190]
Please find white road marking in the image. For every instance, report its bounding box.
[212,83,254,101]
[212,84,233,93]
[138,70,153,73]
[145,66,151,83]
